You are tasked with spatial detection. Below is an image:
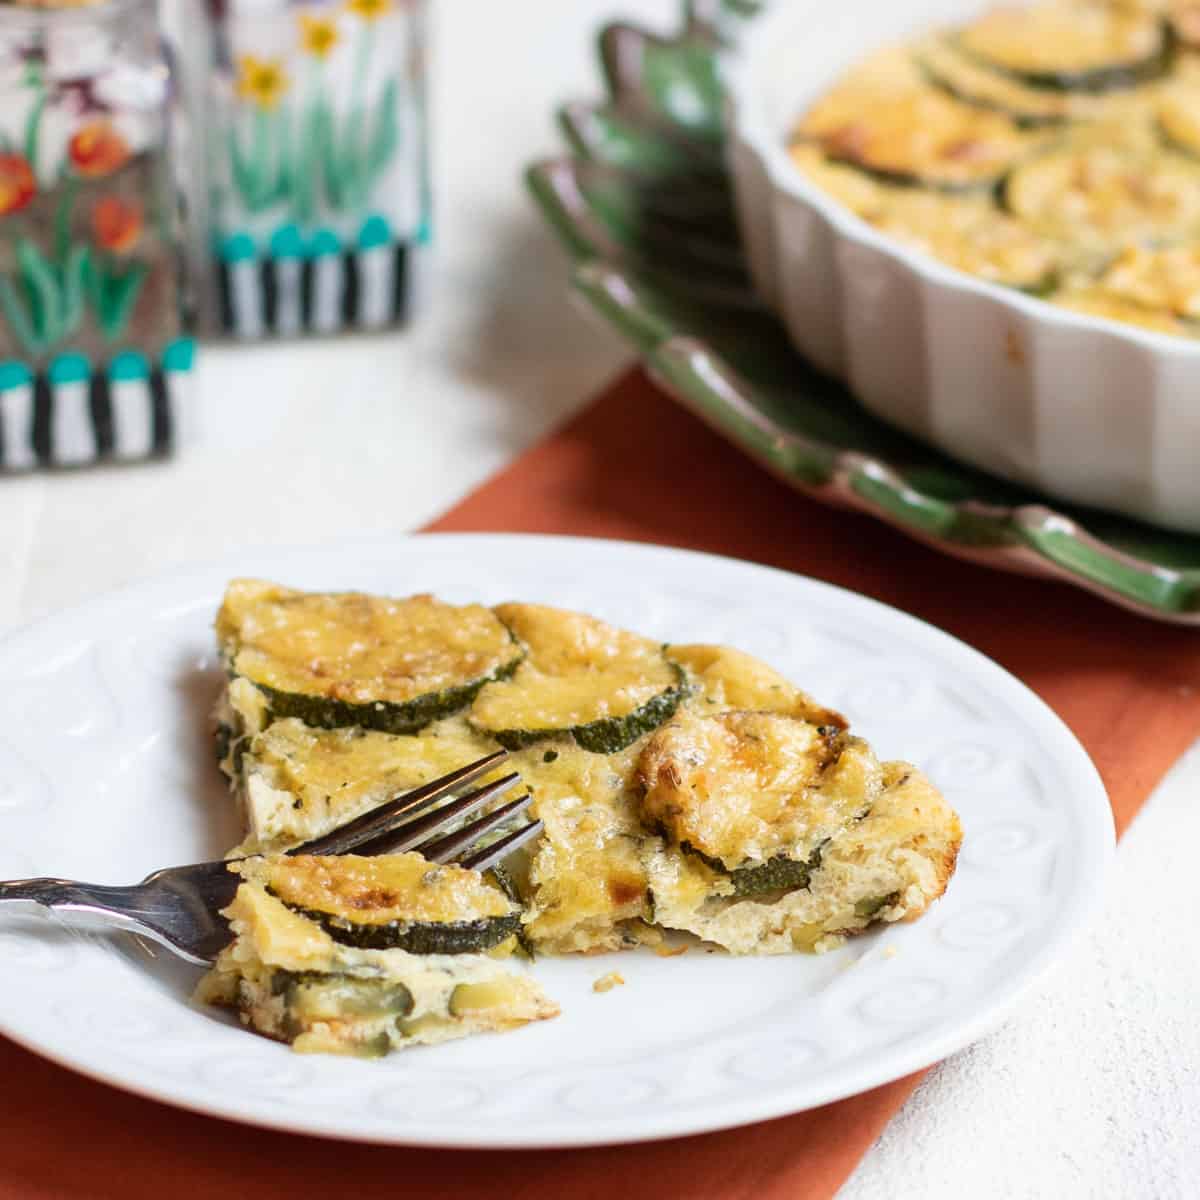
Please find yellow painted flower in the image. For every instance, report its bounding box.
[299,13,341,59]
[345,0,392,22]
[235,55,289,110]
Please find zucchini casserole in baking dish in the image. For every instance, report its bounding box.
[201,579,962,1056]
[790,0,1200,335]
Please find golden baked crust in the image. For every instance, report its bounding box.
[790,0,1200,336]
[638,710,869,868]
[212,587,962,964]
[216,579,521,726]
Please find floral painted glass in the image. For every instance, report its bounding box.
[0,0,193,471]
[209,0,429,338]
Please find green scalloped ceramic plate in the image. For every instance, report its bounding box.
[525,0,1200,622]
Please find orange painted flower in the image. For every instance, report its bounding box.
[69,121,131,178]
[0,154,36,217]
[92,196,143,254]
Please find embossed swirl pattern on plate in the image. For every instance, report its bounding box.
[0,645,121,740]
[960,823,1041,867]
[724,1037,824,1083]
[373,1078,488,1118]
[197,1055,316,1094]
[937,905,1023,950]
[856,978,949,1026]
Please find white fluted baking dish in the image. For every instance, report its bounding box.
[727,0,1200,533]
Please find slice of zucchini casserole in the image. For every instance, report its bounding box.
[196,853,559,1056]
[210,582,960,967]
[637,709,962,954]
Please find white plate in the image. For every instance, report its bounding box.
[0,534,1113,1147]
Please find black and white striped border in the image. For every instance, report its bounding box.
[0,368,180,470]
[218,243,410,338]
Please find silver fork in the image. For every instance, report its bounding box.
[0,750,539,967]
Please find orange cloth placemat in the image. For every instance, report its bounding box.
[3,369,1199,1200]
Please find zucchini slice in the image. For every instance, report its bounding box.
[796,45,1039,191]
[236,853,521,954]
[470,604,686,754]
[216,580,522,734]
[680,840,827,898]
[788,144,887,219]
[275,970,415,1040]
[915,36,1103,126]
[956,5,1171,94]
[637,710,881,873]
[1002,143,1200,247]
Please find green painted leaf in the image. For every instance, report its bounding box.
[53,176,77,266]
[95,261,147,341]
[228,124,261,212]
[0,274,43,355]
[229,108,292,214]
[315,104,343,210]
[367,78,400,182]
[290,105,319,224]
[22,86,46,176]
[338,105,368,212]
[60,244,89,338]
[16,238,63,346]
[249,109,272,209]
[271,105,294,209]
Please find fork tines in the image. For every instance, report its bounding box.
[287,749,542,873]
[293,748,509,857]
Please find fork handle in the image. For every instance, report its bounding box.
[0,877,147,930]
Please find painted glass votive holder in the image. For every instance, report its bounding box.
[0,0,193,472]
[208,0,429,339]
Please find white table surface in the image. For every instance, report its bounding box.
[1,1,1196,1195]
